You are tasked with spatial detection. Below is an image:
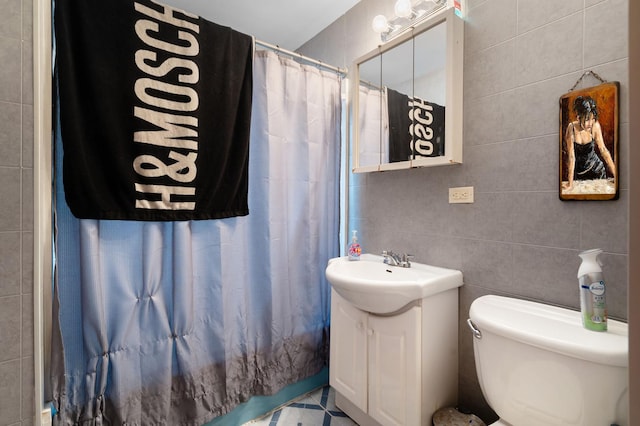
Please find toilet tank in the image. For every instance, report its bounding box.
[468,295,628,426]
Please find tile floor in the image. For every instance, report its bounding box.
[243,386,358,426]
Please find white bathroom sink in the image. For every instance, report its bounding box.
[325,253,463,314]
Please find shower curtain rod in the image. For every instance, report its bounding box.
[254,38,347,76]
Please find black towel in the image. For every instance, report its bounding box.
[387,88,445,162]
[55,0,253,220]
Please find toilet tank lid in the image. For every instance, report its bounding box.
[469,295,628,368]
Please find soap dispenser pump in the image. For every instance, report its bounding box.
[347,230,361,261]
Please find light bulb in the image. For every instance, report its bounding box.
[394,0,413,18]
[371,14,389,33]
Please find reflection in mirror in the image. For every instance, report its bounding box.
[382,37,414,163]
[357,54,384,168]
[411,21,446,159]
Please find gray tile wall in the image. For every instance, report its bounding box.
[0,0,34,424]
[299,0,629,421]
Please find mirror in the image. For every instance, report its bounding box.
[352,8,464,172]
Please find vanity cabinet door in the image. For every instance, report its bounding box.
[329,290,368,412]
[368,307,422,426]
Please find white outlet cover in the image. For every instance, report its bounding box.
[449,186,474,203]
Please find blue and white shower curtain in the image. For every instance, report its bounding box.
[51,49,342,425]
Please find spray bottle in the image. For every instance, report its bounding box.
[347,230,361,261]
[577,248,607,331]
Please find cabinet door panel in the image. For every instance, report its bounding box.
[368,307,421,426]
[329,290,368,412]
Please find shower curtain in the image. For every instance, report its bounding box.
[51,49,342,425]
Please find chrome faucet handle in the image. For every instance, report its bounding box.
[400,253,413,268]
[382,250,398,265]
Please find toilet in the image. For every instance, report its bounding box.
[467,295,628,426]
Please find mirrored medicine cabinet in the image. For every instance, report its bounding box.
[352,7,464,172]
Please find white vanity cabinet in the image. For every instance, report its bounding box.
[367,304,422,425]
[329,288,459,426]
[329,291,369,412]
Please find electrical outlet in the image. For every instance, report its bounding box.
[449,186,474,203]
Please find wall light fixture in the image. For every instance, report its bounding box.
[372,0,464,42]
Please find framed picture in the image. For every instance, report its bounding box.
[559,82,619,200]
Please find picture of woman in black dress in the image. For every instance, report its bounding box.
[561,95,616,195]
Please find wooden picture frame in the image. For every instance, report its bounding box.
[559,82,619,201]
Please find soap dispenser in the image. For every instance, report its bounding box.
[347,230,361,261]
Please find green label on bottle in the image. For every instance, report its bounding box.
[579,273,607,332]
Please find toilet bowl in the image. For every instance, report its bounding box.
[468,295,628,426]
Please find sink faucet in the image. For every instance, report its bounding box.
[382,250,412,268]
